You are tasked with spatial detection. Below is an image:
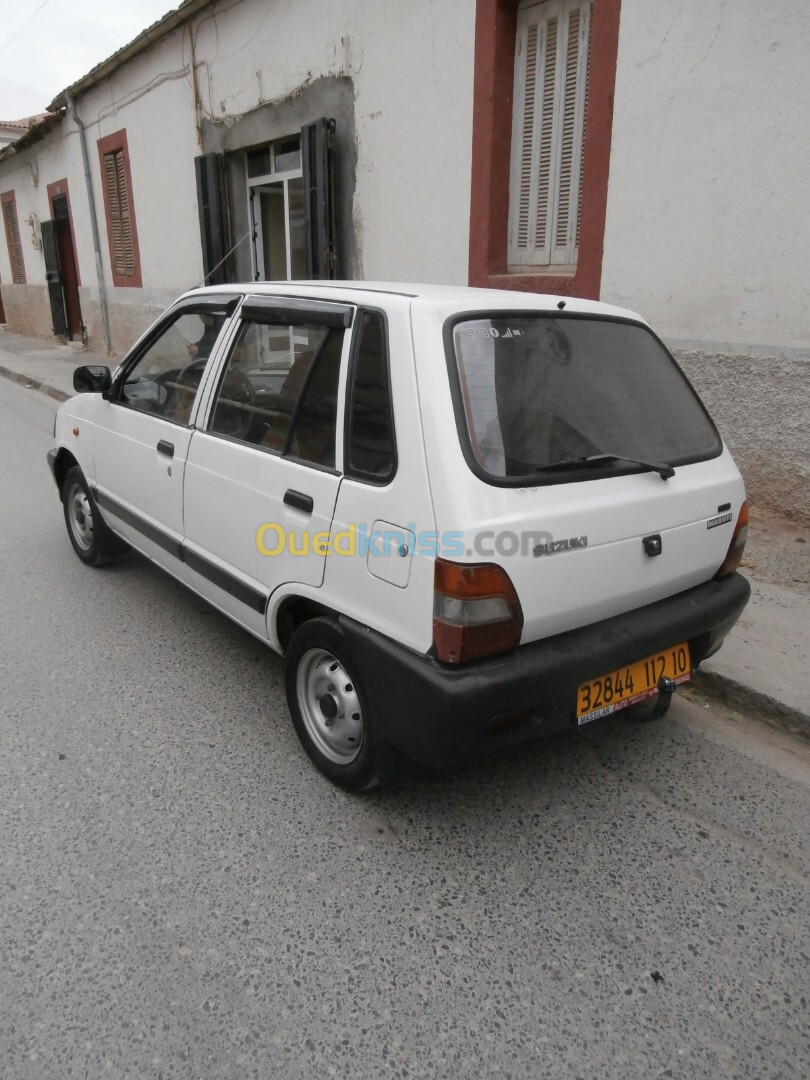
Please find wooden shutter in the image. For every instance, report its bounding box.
[103,149,136,277]
[1,193,26,284]
[302,118,338,279]
[508,0,591,268]
[195,152,232,285]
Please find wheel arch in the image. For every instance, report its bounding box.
[52,448,81,499]
[274,594,336,653]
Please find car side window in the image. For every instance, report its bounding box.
[208,316,343,468]
[345,311,397,482]
[119,310,227,424]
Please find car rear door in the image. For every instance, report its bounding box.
[182,296,353,640]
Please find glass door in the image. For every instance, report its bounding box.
[248,137,307,281]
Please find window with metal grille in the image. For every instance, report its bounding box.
[508,0,592,270]
[1,190,26,284]
[97,130,142,287]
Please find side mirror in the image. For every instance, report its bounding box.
[73,365,112,394]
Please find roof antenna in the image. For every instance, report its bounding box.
[557,299,566,310]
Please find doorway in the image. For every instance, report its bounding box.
[46,181,82,340]
[247,136,307,281]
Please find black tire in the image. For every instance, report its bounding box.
[625,692,673,723]
[284,616,397,791]
[62,466,129,567]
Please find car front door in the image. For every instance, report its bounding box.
[182,296,352,640]
[91,298,237,577]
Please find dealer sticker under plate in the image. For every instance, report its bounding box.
[576,643,691,725]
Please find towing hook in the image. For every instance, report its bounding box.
[657,676,676,697]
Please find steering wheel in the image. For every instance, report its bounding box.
[221,369,255,406]
[175,356,209,389]
[214,369,256,440]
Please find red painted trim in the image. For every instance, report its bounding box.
[47,178,82,287]
[1,188,27,285]
[96,129,143,289]
[468,0,621,300]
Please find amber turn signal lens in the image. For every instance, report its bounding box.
[715,500,749,578]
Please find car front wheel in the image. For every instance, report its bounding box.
[62,466,129,567]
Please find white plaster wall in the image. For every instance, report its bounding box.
[0,133,80,288]
[1,0,476,340]
[73,29,205,302]
[345,0,476,283]
[0,37,203,315]
[601,0,810,351]
[186,0,476,284]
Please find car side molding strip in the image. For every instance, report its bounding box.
[184,549,267,614]
[94,489,184,561]
[93,488,268,615]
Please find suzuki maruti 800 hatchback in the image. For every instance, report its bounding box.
[48,283,750,789]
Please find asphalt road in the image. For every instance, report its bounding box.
[1,376,808,1080]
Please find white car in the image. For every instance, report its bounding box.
[48,283,750,789]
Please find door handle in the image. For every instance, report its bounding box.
[157,440,175,458]
[283,489,314,514]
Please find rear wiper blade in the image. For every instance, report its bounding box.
[534,453,675,480]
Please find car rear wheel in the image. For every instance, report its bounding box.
[62,466,129,567]
[285,616,390,791]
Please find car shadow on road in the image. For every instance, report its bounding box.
[107,549,681,804]
[98,549,810,876]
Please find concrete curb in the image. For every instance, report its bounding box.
[693,670,810,743]
[0,365,70,403]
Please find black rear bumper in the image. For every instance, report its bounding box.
[340,572,751,769]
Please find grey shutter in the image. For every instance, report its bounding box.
[302,118,338,279]
[41,219,68,338]
[195,152,232,285]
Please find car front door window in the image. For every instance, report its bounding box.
[120,311,228,424]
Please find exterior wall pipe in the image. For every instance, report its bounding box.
[66,94,111,354]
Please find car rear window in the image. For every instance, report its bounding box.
[449,314,721,484]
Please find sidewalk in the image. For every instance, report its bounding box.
[0,326,111,401]
[696,517,809,739]
[2,325,808,737]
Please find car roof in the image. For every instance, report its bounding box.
[180,281,645,324]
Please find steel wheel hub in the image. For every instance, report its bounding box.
[296,648,363,765]
[67,482,94,551]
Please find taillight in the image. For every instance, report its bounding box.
[715,501,749,578]
[433,558,523,664]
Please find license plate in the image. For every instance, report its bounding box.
[576,643,691,725]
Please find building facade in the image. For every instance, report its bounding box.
[0,0,807,520]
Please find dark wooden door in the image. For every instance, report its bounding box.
[52,195,82,339]
[41,219,68,338]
